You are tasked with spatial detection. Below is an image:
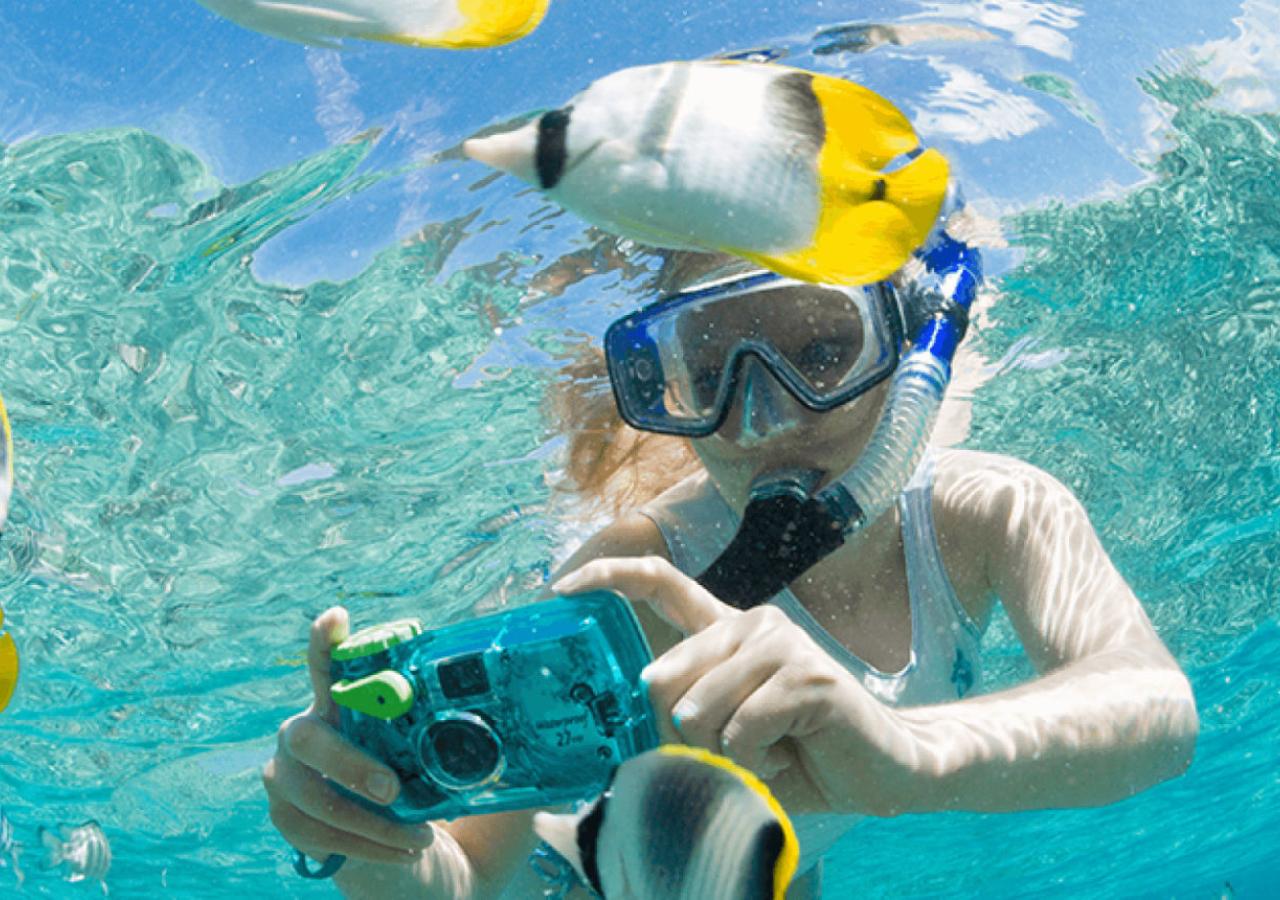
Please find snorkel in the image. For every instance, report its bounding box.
[697,199,982,609]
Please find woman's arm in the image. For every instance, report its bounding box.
[890,453,1199,812]
[554,454,1198,820]
[265,511,678,900]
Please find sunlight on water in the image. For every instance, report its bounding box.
[0,5,1278,897]
[0,125,561,895]
[970,68,1280,668]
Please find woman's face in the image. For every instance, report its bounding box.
[648,253,896,508]
[690,368,890,511]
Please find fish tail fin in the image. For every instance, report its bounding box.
[744,147,949,285]
[880,147,950,247]
[381,0,550,49]
[37,826,61,870]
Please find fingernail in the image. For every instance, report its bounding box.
[414,824,435,847]
[551,573,579,594]
[672,700,696,728]
[367,770,396,804]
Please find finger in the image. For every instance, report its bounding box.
[642,622,745,734]
[265,749,435,854]
[267,795,422,866]
[719,674,806,775]
[280,714,401,808]
[665,647,776,755]
[554,556,732,635]
[309,607,350,723]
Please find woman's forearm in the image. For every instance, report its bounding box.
[892,646,1199,813]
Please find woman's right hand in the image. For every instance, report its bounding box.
[262,606,437,866]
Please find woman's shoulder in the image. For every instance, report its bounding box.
[931,447,1081,513]
[927,448,1084,607]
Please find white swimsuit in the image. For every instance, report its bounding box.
[638,450,986,873]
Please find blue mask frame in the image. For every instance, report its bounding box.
[604,271,907,437]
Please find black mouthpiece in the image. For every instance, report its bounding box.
[696,485,848,609]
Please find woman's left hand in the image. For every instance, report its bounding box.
[553,556,914,816]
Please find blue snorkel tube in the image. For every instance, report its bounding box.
[698,194,983,609]
[819,210,983,531]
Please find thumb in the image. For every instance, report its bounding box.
[307,606,349,723]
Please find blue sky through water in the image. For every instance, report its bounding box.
[3,1,1275,288]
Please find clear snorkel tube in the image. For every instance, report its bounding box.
[698,195,983,609]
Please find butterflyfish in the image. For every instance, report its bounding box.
[196,0,550,50]
[0,807,25,886]
[0,392,16,715]
[0,607,17,715]
[464,60,950,285]
[39,821,111,893]
[533,744,799,900]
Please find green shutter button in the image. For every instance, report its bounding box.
[332,618,423,662]
[331,669,416,720]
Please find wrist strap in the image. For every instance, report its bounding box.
[293,849,347,879]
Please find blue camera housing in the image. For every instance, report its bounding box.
[330,590,658,822]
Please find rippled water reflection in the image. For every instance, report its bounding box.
[1,1,1277,896]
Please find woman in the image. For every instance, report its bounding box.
[261,233,1199,898]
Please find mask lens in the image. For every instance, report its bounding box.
[605,275,898,435]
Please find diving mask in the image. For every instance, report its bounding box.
[604,272,906,438]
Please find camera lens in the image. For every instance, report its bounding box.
[420,713,504,790]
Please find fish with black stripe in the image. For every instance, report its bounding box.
[40,820,111,895]
[533,745,799,900]
[0,807,25,887]
[465,60,950,286]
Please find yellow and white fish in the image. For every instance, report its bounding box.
[0,605,17,715]
[0,393,16,715]
[195,0,550,49]
[39,821,111,894]
[464,60,950,286]
[533,745,799,900]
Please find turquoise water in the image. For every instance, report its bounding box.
[1,1,1278,896]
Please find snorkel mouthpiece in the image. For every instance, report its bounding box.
[698,471,854,610]
[696,209,982,609]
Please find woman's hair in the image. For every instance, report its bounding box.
[548,248,749,517]
[549,345,699,517]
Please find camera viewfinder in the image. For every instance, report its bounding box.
[438,654,490,700]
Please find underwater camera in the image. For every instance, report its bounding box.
[330,590,659,822]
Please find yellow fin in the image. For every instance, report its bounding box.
[879,147,951,245]
[656,745,799,899]
[741,201,913,285]
[0,631,17,713]
[376,0,550,49]
[809,72,922,169]
[746,146,949,285]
